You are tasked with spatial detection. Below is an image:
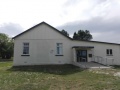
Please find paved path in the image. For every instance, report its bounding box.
[73,62,111,69]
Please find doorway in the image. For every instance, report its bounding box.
[76,50,87,62]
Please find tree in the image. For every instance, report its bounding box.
[61,29,69,36]
[73,30,92,40]
[0,33,13,59]
[73,32,78,39]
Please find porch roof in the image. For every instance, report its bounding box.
[72,46,94,48]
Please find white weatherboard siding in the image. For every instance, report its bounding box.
[13,22,120,66]
[16,24,69,40]
[13,23,72,66]
[13,40,72,65]
[71,41,120,65]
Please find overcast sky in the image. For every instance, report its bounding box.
[0,0,120,43]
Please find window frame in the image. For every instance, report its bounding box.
[56,43,63,56]
[106,49,113,56]
[22,42,30,55]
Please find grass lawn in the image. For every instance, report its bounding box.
[0,59,120,90]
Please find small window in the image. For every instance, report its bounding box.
[106,49,113,56]
[89,54,92,57]
[107,49,109,55]
[56,43,63,55]
[110,49,112,55]
[23,43,29,54]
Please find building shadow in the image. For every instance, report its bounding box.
[112,65,120,69]
[0,57,13,62]
[7,64,85,75]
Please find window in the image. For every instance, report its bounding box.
[56,43,63,55]
[106,49,113,56]
[23,43,29,54]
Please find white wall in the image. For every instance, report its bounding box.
[13,23,72,66]
[71,40,120,65]
[15,24,69,40]
[13,23,120,66]
[14,39,120,66]
[13,39,72,66]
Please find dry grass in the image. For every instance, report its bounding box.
[0,60,120,90]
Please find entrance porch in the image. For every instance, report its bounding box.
[72,46,94,63]
[72,46,111,69]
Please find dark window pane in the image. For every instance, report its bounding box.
[56,43,63,55]
[23,43,29,54]
[57,47,59,54]
[110,49,112,55]
[106,49,109,54]
[82,51,87,56]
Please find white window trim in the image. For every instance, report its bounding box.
[56,43,63,56]
[106,49,113,56]
[22,42,30,55]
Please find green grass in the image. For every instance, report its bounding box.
[0,60,120,90]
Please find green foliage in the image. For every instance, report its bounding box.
[73,30,93,40]
[73,32,78,39]
[0,33,13,59]
[61,29,69,36]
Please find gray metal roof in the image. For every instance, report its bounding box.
[72,46,94,48]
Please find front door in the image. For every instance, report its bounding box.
[76,50,87,62]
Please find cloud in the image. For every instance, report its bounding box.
[63,0,80,6]
[0,0,119,43]
[0,23,23,37]
[57,16,120,43]
[94,32,120,43]
[56,0,120,43]
[0,0,67,28]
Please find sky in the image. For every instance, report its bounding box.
[0,0,120,43]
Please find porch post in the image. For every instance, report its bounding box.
[72,48,76,62]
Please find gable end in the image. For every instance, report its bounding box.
[12,22,72,40]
